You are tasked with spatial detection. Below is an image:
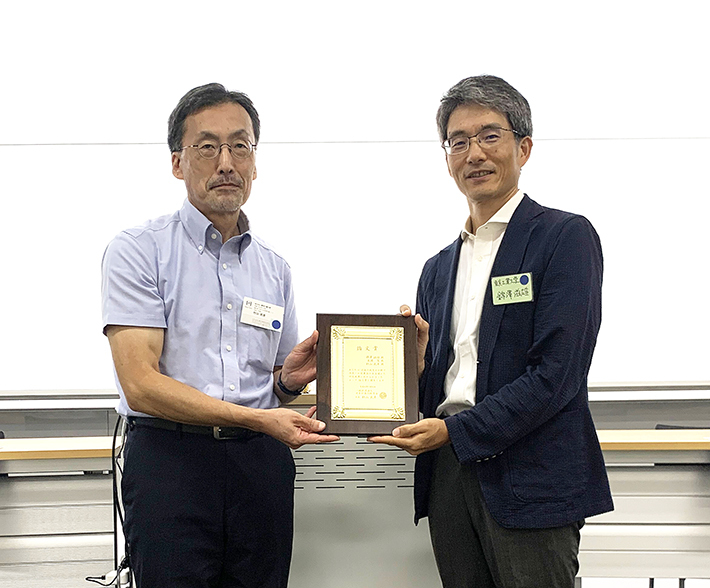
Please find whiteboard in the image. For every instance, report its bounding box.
[0,0,708,390]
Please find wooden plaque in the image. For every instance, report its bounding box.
[316,314,419,435]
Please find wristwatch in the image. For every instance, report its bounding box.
[277,373,308,396]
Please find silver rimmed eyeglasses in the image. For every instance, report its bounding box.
[179,140,257,160]
[442,127,522,155]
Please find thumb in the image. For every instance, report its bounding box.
[414,314,429,333]
[293,330,318,352]
[297,413,326,432]
[392,424,415,438]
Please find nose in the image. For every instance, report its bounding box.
[466,139,486,163]
[216,144,235,174]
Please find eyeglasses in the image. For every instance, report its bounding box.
[442,127,522,156]
[179,140,256,160]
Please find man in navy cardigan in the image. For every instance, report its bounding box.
[370,76,613,587]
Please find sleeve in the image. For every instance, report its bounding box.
[446,216,603,463]
[274,262,298,365]
[101,232,167,334]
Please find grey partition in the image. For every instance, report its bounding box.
[291,440,439,586]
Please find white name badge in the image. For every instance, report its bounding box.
[240,297,285,331]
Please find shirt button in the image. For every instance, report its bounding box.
[198,245,204,252]
[477,255,483,262]
[222,263,228,270]
[227,303,233,310]
[226,345,232,352]
[211,233,218,240]
[229,384,235,391]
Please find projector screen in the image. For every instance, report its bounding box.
[1,0,708,391]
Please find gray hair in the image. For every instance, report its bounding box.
[436,75,532,143]
[168,83,260,152]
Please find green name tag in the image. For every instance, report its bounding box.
[491,273,533,305]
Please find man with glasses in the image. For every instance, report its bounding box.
[102,83,338,588]
[370,75,613,587]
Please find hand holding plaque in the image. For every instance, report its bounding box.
[316,314,419,435]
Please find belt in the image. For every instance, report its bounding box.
[128,417,262,441]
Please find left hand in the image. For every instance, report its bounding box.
[279,330,318,390]
[368,418,450,456]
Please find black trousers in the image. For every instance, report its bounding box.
[428,444,583,588]
[121,422,296,588]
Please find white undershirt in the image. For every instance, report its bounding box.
[437,190,525,417]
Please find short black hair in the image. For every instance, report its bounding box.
[167,83,260,152]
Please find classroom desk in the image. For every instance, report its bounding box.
[579,429,710,580]
[0,436,116,586]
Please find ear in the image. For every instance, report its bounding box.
[171,152,184,180]
[517,136,533,168]
[252,166,257,181]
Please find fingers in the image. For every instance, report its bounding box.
[305,433,340,444]
[399,304,412,317]
[367,434,419,455]
[367,434,400,446]
[304,406,317,419]
[414,313,429,333]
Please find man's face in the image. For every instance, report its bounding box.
[171,102,257,217]
[445,103,531,207]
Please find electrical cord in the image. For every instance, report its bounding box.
[85,556,130,586]
[86,416,131,586]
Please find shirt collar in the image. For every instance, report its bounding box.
[179,199,253,256]
[461,190,524,240]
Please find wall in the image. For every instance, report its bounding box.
[1,5,708,388]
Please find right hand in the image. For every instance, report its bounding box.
[260,406,339,449]
[399,305,429,377]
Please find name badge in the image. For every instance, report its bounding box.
[241,297,284,331]
[491,273,533,305]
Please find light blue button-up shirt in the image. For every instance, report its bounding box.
[102,199,299,417]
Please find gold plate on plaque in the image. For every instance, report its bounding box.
[330,325,406,422]
[316,315,418,435]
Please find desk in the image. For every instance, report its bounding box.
[0,436,115,586]
[580,430,710,580]
[599,429,710,451]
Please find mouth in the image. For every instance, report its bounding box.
[466,170,494,179]
[209,181,242,190]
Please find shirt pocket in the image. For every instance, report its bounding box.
[245,324,281,372]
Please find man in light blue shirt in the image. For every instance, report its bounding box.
[102,83,338,588]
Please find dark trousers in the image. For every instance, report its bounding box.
[428,444,583,588]
[121,422,296,588]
